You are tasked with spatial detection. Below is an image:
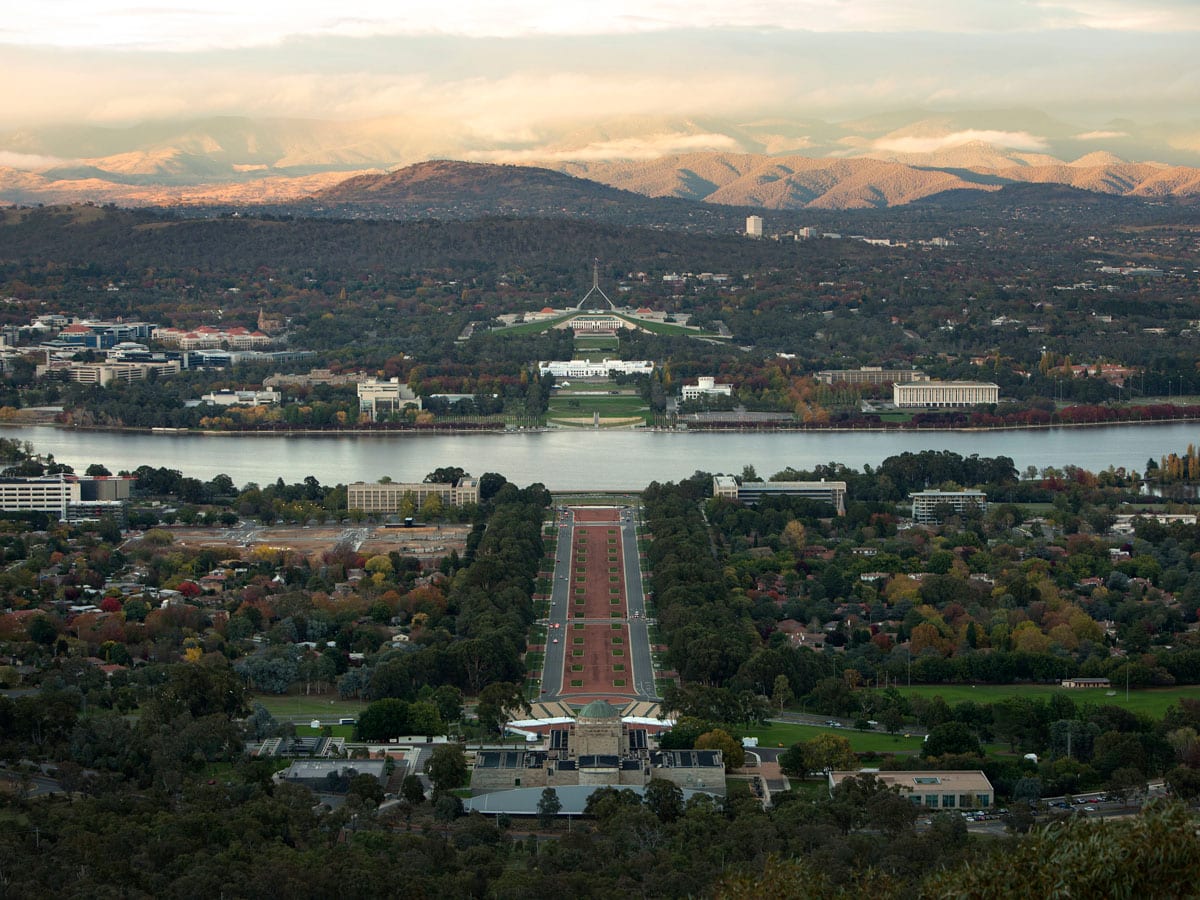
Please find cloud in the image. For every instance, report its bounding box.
[5,0,1200,51]
[0,151,71,170]
[466,132,745,163]
[872,130,1049,154]
[1075,130,1129,140]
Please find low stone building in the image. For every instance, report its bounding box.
[470,700,725,795]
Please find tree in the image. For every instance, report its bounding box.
[537,787,562,827]
[431,685,463,726]
[827,773,916,835]
[355,699,410,741]
[348,772,385,805]
[425,466,466,485]
[781,519,807,554]
[422,492,444,521]
[923,721,981,758]
[771,674,794,714]
[925,801,1200,898]
[643,778,684,823]
[424,743,468,795]
[475,681,530,740]
[401,773,426,805]
[696,729,744,770]
[806,733,857,773]
[1109,766,1146,807]
[407,701,444,738]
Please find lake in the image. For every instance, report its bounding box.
[2,423,1194,490]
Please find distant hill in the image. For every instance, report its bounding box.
[549,152,1200,210]
[315,159,648,211]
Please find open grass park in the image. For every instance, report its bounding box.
[895,683,1195,719]
[746,722,926,754]
[253,694,366,722]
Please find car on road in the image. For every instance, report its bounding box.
[552,638,559,643]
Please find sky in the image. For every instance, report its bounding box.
[1,1,1197,162]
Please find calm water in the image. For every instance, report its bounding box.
[2,424,1194,490]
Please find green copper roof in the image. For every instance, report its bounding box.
[577,700,622,719]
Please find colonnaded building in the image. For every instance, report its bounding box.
[470,700,725,795]
[346,478,480,512]
[538,359,654,378]
[893,380,999,407]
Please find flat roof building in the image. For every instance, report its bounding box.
[894,381,999,408]
[910,489,987,524]
[0,474,81,519]
[714,475,846,515]
[357,378,422,421]
[681,376,734,400]
[828,770,994,811]
[816,367,929,385]
[347,478,479,512]
[538,359,654,379]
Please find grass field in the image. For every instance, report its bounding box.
[294,724,355,738]
[547,393,653,426]
[254,694,366,721]
[614,314,723,338]
[895,684,1195,719]
[746,722,926,754]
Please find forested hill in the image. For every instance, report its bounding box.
[0,205,854,281]
[309,159,752,228]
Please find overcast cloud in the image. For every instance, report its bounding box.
[0,2,1197,164]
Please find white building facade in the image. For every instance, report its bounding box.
[893,381,999,407]
[538,359,654,378]
[357,378,422,421]
[681,376,734,400]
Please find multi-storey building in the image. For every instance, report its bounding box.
[893,381,999,407]
[910,489,987,524]
[347,478,480,512]
[815,367,929,385]
[713,475,847,515]
[681,376,734,400]
[357,378,422,421]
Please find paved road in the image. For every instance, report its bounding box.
[619,505,657,700]
[539,508,575,699]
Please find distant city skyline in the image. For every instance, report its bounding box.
[1,1,1198,167]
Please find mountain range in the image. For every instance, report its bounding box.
[2,109,1199,211]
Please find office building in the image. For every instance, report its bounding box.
[681,377,734,400]
[893,381,999,407]
[357,378,422,421]
[910,490,987,524]
[815,367,929,385]
[347,478,480,512]
[713,475,846,515]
